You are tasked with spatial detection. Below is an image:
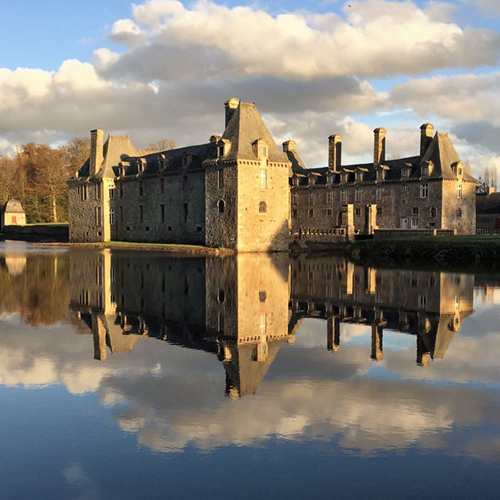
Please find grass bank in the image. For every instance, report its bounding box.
[36,240,233,256]
[347,235,500,271]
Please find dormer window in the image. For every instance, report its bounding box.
[402,164,411,178]
[217,138,231,158]
[137,159,145,173]
[218,145,224,157]
[421,160,434,177]
[356,172,363,182]
[158,154,166,172]
[421,165,428,176]
[254,138,268,159]
[341,172,347,183]
[452,161,464,178]
[377,170,384,181]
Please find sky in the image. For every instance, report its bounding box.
[1,0,500,176]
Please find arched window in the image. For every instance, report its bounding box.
[218,200,225,213]
[259,201,267,213]
[430,207,437,218]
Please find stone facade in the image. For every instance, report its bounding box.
[289,124,476,236]
[68,99,291,252]
[68,99,475,249]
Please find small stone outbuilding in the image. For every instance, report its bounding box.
[0,199,27,231]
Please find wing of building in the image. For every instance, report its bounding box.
[68,100,476,251]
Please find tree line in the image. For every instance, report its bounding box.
[0,137,175,223]
[0,138,90,223]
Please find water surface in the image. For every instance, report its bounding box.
[1,241,499,499]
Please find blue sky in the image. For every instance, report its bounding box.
[1,0,500,174]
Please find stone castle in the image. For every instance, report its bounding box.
[68,98,476,251]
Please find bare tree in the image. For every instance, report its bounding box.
[147,139,176,152]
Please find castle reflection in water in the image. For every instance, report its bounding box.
[68,250,474,398]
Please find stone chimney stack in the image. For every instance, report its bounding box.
[420,123,434,158]
[224,98,240,128]
[282,140,296,153]
[89,129,104,177]
[373,128,386,167]
[328,134,342,172]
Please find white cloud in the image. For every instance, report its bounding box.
[102,0,500,81]
[109,19,146,47]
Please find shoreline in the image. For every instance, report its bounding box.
[33,241,234,257]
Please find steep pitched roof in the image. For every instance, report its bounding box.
[421,133,475,181]
[222,101,289,163]
[96,136,145,179]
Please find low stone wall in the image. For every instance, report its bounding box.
[2,224,69,242]
[292,227,348,243]
[373,228,456,240]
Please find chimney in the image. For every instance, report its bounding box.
[420,123,434,157]
[373,128,386,167]
[89,129,104,177]
[282,140,296,153]
[224,98,240,128]
[328,134,342,172]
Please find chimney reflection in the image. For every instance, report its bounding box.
[68,251,475,396]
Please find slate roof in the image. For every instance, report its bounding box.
[476,192,500,214]
[221,101,289,163]
[293,132,476,184]
[74,99,289,181]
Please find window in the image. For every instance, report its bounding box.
[109,209,115,226]
[96,184,101,200]
[218,145,224,157]
[259,201,267,213]
[430,207,437,218]
[259,291,267,302]
[457,184,462,198]
[82,185,88,201]
[96,206,102,227]
[139,205,143,223]
[456,207,462,218]
[259,169,267,189]
[419,295,427,309]
[377,170,384,180]
[356,172,363,182]
[292,209,297,217]
[341,189,346,202]
[309,209,314,218]
[402,168,409,177]
[421,183,428,198]
[355,188,361,202]
[412,207,419,215]
[341,173,347,183]
[327,191,333,203]
[120,184,123,198]
[402,185,408,193]
[109,187,115,199]
[259,146,267,157]
[421,165,428,176]
[376,187,382,201]
[327,208,332,216]
[161,204,165,222]
[218,200,225,213]
[292,193,298,205]
[411,217,419,228]
[309,193,314,205]
[355,207,361,216]
[160,179,165,194]
[217,169,224,189]
[458,167,463,176]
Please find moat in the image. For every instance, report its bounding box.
[1,241,500,499]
